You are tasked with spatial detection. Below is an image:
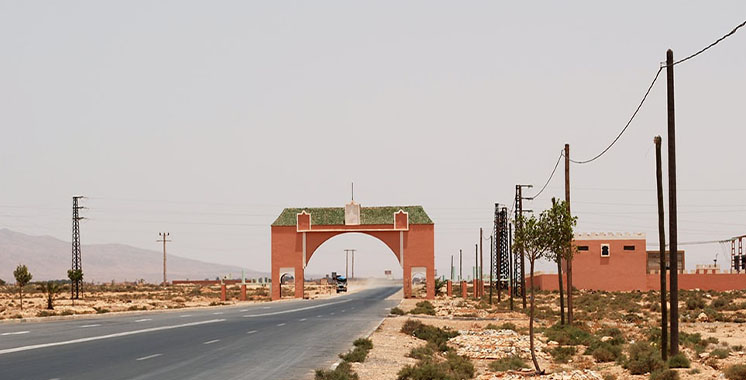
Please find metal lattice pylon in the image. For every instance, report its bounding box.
[71,196,84,299]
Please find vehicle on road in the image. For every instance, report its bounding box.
[335,275,347,293]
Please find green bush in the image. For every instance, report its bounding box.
[710,348,730,359]
[339,338,373,363]
[315,362,359,380]
[485,322,517,331]
[686,296,706,310]
[488,355,528,372]
[667,353,690,368]
[390,307,406,315]
[544,323,592,346]
[649,369,679,380]
[550,346,576,363]
[408,344,436,360]
[400,320,458,351]
[725,364,746,380]
[591,343,623,363]
[397,352,474,380]
[409,301,436,316]
[624,341,665,375]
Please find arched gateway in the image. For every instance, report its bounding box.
[271,202,435,300]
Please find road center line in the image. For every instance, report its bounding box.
[136,353,162,361]
[276,323,286,327]
[0,319,225,356]
[134,319,152,323]
[212,312,223,315]
[247,330,257,334]
[179,315,192,318]
[79,324,101,328]
[1,331,29,336]
[299,318,307,322]
[243,300,351,318]
[203,339,220,345]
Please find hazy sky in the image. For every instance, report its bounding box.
[1,2,745,280]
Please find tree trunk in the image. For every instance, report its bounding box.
[47,293,53,310]
[19,286,23,311]
[529,259,541,374]
[556,255,565,325]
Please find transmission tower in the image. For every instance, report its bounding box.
[71,196,85,299]
[496,206,510,292]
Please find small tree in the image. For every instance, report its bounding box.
[0,278,6,286]
[13,265,33,310]
[513,213,551,374]
[38,281,64,310]
[544,198,577,325]
[67,269,83,304]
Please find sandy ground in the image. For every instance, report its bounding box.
[350,291,746,380]
[0,282,336,321]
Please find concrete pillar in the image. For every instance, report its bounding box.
[220,283,227,302]
[446,280,452,297]
[240,284,247,301]
[461,281,467,298]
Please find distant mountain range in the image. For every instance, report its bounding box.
[0,229,266,284]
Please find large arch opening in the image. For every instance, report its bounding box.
[270,203,435,300]
[305,233,403,295]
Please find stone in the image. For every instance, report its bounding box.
[600,336,613,342]
[697,312,709,322]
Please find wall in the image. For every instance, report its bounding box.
[571,238,648,291]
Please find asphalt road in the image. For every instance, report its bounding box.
[0,285,401,380]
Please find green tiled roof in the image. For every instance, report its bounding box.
[271,205,433,226]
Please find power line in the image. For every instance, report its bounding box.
[527,150,564,200]
[570,19,745,165]
[673,19,746,66]
[570,67,663,164]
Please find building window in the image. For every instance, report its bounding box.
[577,246,589,251]
[601,244,610,257]
[624,245,635,251]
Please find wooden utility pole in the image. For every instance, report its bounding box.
[655,135,668,360]
[508,223,514,311]
[479,228,484,299]
[459,249,463,282]
[565,143,573,324]
[474,243,479,299]
[351,249,355,280]
[666,49,679,356]
[554,198,565,325]
[490,234,494,304]
[450,255,454,282]
[157,232,171,286]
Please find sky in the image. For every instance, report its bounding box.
[1,1,745,281]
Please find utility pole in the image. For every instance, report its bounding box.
[157,232,171,286]
[565,143,573,324]
[666,49,680,356]
[655,135,668,360]
[351,249,355,280]
[516,184,532,309]
[554,198,565,325]
[474,243,478,298]
[509,222,514,311]
[459,249,463,282]
[489,233,494,304]
[479,228,484,299]
[450,255,454,282]
[71,196,85,300]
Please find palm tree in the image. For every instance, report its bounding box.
[13,265,33,310]
[38,281,64,310]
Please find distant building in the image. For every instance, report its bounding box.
[533,232,746,292]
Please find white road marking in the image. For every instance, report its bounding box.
[243,300,351,318]
[0,319,225,356]
[341,310,346,313]
[240,309,248,312]
[134,319,151,323]
[261,306,271,309]
[329,312,335,315]
[299,318,307,322]
[79,324,100,328]
[1,331,29,336]
[276,323,286,327]
[212,312,223,315]
[247,330,257,334]
[179,315,192,318]
[317,315,323,318]
[136,353,162,361]
[203,339,220,345]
